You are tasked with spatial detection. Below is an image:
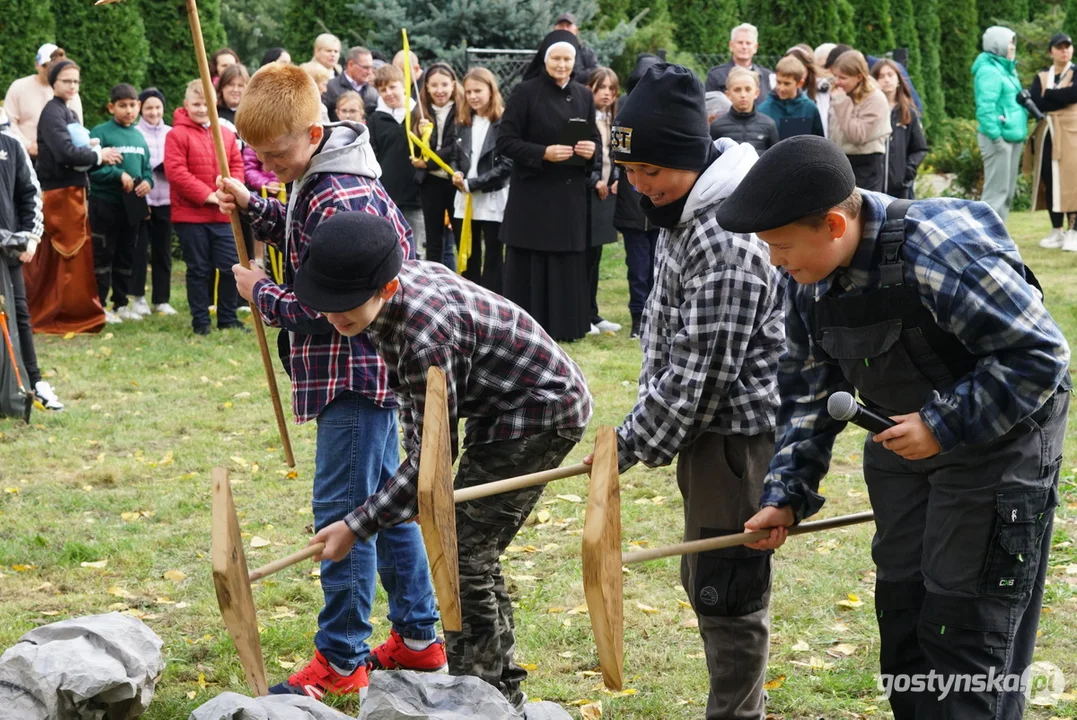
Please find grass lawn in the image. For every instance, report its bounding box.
[2,209,1076,719]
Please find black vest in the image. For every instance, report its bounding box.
[811,200,980,415]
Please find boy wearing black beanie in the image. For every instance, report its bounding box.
[607,62,784,719]
[725,135,1070,719]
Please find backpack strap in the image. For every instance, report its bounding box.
[878,198,914,288]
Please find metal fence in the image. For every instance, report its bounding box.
[463,48,536,96]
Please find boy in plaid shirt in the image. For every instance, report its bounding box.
[293,211,593,710]
[606,64,784,719]
[217,63,442,701]
[726,135,1071,719]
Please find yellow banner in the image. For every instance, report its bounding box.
[457,194,473,274]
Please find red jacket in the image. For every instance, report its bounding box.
[164,107,243,224]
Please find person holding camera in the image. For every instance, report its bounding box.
[974,26,1028,221]
[1031,33,1076,250]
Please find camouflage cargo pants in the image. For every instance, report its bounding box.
[444,429,583,709]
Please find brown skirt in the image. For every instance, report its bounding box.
[23,186,105,335]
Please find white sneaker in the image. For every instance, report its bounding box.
[33,381,64,411]
[104,309,123,324]
[587,324,601,335]
[154,302,178,316]
[237,305,252,313]
[130,296,152,316]
[595,319,622,333]
[116,305,143,322]
[1039,228,1065,249]
[1063,229,1077,252]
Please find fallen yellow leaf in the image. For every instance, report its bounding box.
[286,470,298,479]
[187,690,197,700]
[836,592,864,609]
[107,586,134,599]
[62,332,75,340]
[763,675,785,690]
[250,536,272,548]
[792,640,811,652]
[198,672,207,690]
[536,509,551,524]
[677,600,692,609]
[81,559,108,569]
[580,702,603,719]
[519,663,538,671]
[163,569,187,582]
[40,610,61,616]
[555,494,583,503]
[636,602,660,614]
[827,643,858,658]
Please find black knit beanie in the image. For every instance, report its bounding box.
[612,63,711,171]
[138,87,166,108]
[47,60,76,87]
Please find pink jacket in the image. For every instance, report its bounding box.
[242,145,279,192]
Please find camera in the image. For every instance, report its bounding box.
[1017,88,1046,121]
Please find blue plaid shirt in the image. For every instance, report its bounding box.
[761,192,1071,521]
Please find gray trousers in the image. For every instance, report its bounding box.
[677,431,776,720]
[978,134,1024,222]
[444,429,581,710]
[865,390,1068,719]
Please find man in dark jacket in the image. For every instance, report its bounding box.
[704,23,774,104]
[324,46,380,122]
[709,67,779,154]
[554,12,599,81]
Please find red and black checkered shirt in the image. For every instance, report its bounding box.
[343,261,593,540]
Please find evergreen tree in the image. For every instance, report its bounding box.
[937,0,980,119]
[891,0,923,83]
[668,0,739,54]
[1067,0,1077,35]
[848,0,896,55]
[53,0,149,126]
[916,0,948,131]
[284,0,373,59]
[0,0,56,95]
[222,0,284,68]
[978,0,1030,29]
[142,0,227,127]
[741,0,843,57]
[836,0,858,46]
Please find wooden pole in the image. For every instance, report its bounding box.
[249,543,325,583]
[453,463,590,504]
[184,0,295,468]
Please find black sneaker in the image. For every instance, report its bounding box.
[630,315,642,339]
[193,325,211,336]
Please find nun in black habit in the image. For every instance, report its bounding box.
[497,30,598,342]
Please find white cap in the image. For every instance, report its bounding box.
[36,43,59,66]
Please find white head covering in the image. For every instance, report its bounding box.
[544,41,577,63]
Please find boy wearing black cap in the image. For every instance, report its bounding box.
[608,62,784,719]
[292,211,593,710]
[725,135,1070,719]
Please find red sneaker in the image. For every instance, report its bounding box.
[268,649,369,700]
[371,629,448,671]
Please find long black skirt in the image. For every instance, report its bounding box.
[503,246,590,342]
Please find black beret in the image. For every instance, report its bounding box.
[715,135,856,234]
[294,211,403,313]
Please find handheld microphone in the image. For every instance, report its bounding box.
[827,392,897,434]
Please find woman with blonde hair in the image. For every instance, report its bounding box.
[299,61,332,122]
[829,50,891,191]
[310,33,341,77]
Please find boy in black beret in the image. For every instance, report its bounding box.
[727,135,1070,719]
[292,211,593,711]
[606,62,785,718]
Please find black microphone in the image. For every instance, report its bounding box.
[827,392,897,434]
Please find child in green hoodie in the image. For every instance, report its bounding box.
[89,83,152,322]
[758,55,825,140]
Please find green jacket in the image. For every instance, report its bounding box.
[972,28,1028,143]
[88,119,153,205]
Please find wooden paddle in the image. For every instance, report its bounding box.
[416,367,595,632]
[583,487,875,690]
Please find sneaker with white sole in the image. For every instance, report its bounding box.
[104,309,123,324]
[1063,229,1077,252]
[587,323,600,335]
[116,305,143,322]
[33,381,64,411]
[154,303,178,316]
[130,296,152,316]
[1039,227,1065,249]
[237,305,252,313]
[594,318,622,333]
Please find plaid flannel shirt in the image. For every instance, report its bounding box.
[762,192,1071,521]
[248,173,413,423]
[344,261,594,540]
[616,198,785,474]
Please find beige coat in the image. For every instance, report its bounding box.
[1028,66,1077,213]
[829,86,891,155]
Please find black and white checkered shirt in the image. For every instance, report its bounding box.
[344,261,593,540]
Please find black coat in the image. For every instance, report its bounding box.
[886,105,929,197]
[0,124,40,268]
[323,73,379,122]
[588,116,620,247]
[497,74,598,253]
[414,105,458,185]
[36,97,99,191]
[704,61,773,103]
[573,44,600,83]
[367,111,420,209]
[709,109,779,154]
[453,118,512,194]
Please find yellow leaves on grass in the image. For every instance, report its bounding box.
[518,663,539,672]
[81,559,108,569]
[249,536,272,548]
[120,510,155,523]
[4,487,19,494]
[633,495,666,506]
[579,702,602,719]
[107,586,135,599]
[635,602,660,614]
[763,675,785,691]
[163,569,187,582]
[827,643,858,659]
[836,592,864,609]
[554,494,583,503]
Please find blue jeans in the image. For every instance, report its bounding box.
[313,391,439,671]
[622,227,659,317]
[174,222,239,330]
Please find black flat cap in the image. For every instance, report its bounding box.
[294,211,403,313]
[715,135,856,234]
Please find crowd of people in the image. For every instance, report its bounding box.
[1,13,1075,720]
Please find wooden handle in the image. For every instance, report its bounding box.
[622,511,875,564]
[185,0,294,468]
[249,542,325,583]
[453,462,590,504]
